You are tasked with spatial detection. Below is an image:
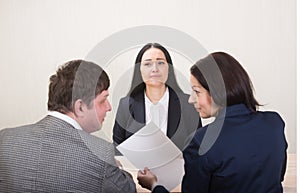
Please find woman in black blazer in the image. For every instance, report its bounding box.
[113,43,201,152]
[137,52,288,193]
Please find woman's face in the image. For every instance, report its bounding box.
[188,74,219,118]
[140,48,169,88]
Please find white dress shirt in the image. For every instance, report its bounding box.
[48,111,83,131]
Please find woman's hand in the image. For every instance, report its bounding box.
[137,167,158,190]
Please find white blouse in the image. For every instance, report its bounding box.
[144,88,169,135]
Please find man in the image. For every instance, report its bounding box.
[0,60,136,192]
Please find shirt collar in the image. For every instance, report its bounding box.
[48,111,83,130]
[144,87,169,105]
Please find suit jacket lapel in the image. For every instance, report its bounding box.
[130,88,181,138]
[130,91,146,124]
[167,89,181,138]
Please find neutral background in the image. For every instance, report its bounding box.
[0,0,296,153]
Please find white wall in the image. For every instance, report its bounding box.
[0,0,296,153]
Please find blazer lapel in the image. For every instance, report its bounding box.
[167,89,181,138]
[130,92,146,124]
[130,89,181,138]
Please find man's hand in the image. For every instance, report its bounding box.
[137,167,158,190]
[115,159,123,169]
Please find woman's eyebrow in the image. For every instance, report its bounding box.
[143,57,165,61]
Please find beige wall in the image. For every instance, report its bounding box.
[0,0,296,153]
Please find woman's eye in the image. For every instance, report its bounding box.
[194,90,201,95]
[157,61,166,65]
[142,62,151,66]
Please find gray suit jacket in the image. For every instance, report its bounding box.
[0,115,136,193]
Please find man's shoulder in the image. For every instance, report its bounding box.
[0,122,37,136]
[77,131,116,165]
[78,130,112,147]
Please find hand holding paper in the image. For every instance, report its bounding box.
[137,167,158,190]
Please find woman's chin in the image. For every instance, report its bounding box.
[145,80,165,87]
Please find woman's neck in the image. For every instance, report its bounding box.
[145,85,167,104]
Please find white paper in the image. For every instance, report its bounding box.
[117,122,184,191]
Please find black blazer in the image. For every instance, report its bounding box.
[113,87,201,152]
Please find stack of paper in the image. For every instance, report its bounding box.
[117,122,184,191]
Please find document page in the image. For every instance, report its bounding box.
[117,122,184,191]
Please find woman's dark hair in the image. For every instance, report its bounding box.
[48,60,110,113]
[128,43,182,96]
[190,52,260,112]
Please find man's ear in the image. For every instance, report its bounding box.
[74,99,86,117]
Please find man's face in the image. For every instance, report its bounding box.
[82,90,111,133]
